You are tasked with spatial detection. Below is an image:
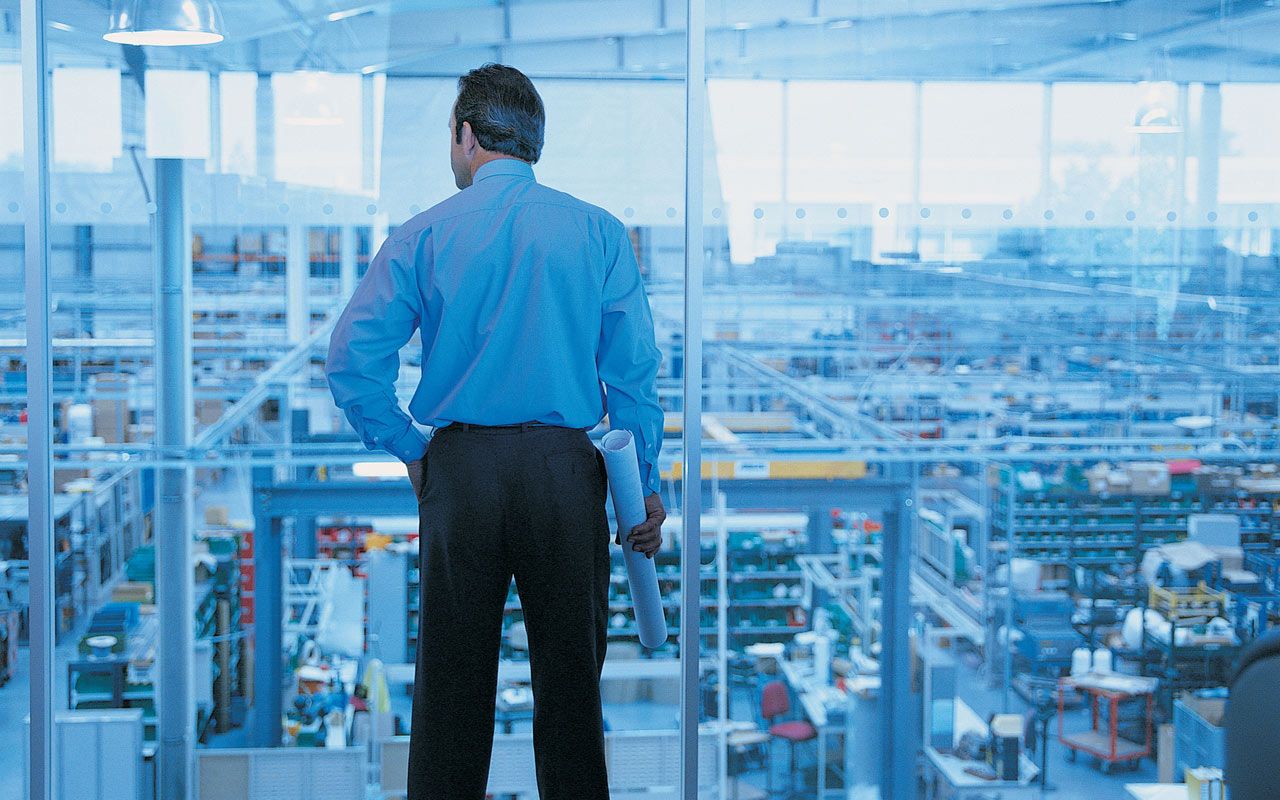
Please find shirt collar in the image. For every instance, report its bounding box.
[473,158,536,183]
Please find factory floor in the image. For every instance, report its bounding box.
[0,624,1165,800]
[717,653,1160,799]
[0,468,1162,799]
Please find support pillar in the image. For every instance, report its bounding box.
[294,516,316,560]
[1197,85,1223,285]
[155,158,195,800]
[338,225,357,298]
[74,225,93,336]
[252,464,284,747]
[910,82,923,256]
[879,483,914,800]
[285,224,308,343]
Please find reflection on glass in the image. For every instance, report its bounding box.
[217,72,258,177]
[0,64,21,168]
[144,70,211,160]
[51,67,122,173]
[272,72,366,191]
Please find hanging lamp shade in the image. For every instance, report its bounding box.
[1130,82,1182,134]
[104,0,226,46]
[1131,102,1182,134]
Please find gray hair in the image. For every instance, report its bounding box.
[453,63,545,163]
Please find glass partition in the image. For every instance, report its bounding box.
[16,2,690,797]
[2,3,33,798]
[14,2,1280,799]
[701,4,1280,800]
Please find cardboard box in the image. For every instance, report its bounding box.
[195,399,226,426]
[125,423,154,444]
[91,373,131,443]
[112,581,154,603]
[1158,724,1175,783]
[53,469,91,493]
[1126,462,1171,495]
[1196,466,1242,496]
[205,505,229,526]
[1086,463,1112,494]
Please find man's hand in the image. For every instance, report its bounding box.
[617,492,665,558]
[407,458,425,500]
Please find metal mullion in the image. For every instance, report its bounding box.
[21,0,55,798]
[679,1,705,798]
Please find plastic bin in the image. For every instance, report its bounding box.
[1174,693,1226,777]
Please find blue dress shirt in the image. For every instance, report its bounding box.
[326,158,664,494]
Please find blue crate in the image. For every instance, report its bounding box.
[1174,693,1226,778]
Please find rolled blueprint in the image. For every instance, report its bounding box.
[600,429,668,649]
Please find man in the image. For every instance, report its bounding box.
[325,63,666,800]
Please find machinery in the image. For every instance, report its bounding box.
[1009,592,1085,676]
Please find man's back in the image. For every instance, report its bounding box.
[400,158,631,427]
[326,155,663,494]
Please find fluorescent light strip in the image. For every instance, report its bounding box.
[352,461,408,479]
[104,30,224,46]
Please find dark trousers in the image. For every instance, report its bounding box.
[407,423,612,800]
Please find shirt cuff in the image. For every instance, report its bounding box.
[641,461,661,495]
[383,424,429,463]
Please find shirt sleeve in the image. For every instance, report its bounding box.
[597,222,664,495]
[325,235,428,464]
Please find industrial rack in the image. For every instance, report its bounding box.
[69,544,244,744]
[992,467,1280,571]
[0,467,147,640]
[1140,584,1239,714]
[364,511,816,664]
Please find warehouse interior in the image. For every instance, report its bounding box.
[6,0,1280,798]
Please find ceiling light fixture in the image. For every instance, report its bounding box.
[327,7,372,22]
[104,0,225,46]
[1131,82,1183,134]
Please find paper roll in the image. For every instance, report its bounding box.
[600,429,668,649]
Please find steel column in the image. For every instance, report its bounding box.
[878,484,913,799]
[910,81,923,255]
[338,225,357,299]
[252,464,284,746]
[680,3,705,797]
[1197,85,1222,275]
[155,158,195,800]
[21,0,55,797]
[285,224,308,343]
[293,516,316,559]
[74,225,94,335]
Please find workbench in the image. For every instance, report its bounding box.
[1125,784,1188,800]
[778,657,854,798]
[922,698,1041,800]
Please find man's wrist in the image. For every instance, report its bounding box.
[386,425,428,463]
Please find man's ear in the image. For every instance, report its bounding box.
[460,120,478,156]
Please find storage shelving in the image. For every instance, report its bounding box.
[364,511,817,663]
[992,465,1280,570]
